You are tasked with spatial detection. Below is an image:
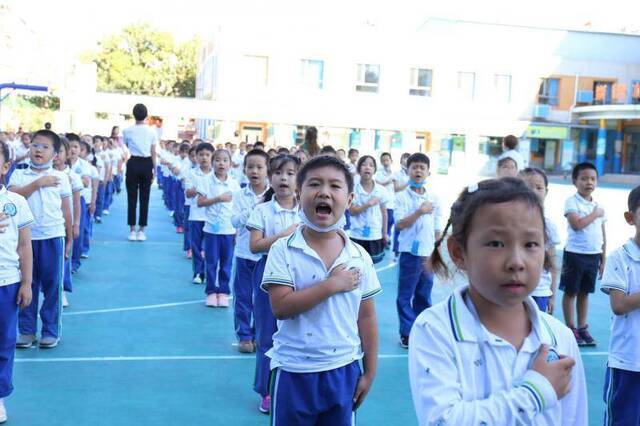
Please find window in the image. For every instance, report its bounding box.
[243,55,269,88]
[538,78,559,106]
[356,64,380,93]
[457,72,475,100]
[494,74,512,102]
[632,81,640,104]
[593,81,613,105]
[300,59,324,89]
[409,68,433,96]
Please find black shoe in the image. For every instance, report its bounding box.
[400,336,409,349]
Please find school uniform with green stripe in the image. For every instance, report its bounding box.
[408,285,588,425]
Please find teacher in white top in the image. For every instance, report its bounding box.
[122,103,158,242]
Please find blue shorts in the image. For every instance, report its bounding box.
[270,361,361,426]
[559,251,600,294]
[603,366,640,425]
[532,296,549,312]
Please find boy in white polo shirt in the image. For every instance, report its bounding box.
[394,153,441,348]
[8,130,72,349]
[600,185,640,424]
[560,162,606,346]
[262,155,380,425]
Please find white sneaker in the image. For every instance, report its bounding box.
[62,292,69,308]
[136,231,147,241]
[0,398,7,423]
[192,274,202,284]
[103,210,110,216]
[168,211,174,217]
[128,231,137,241]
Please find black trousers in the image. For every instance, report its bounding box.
[125,156,153,227]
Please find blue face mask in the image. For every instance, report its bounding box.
[30,159,53,170]
[298,208,346,233]
[408,179,424,189]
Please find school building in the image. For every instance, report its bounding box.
[194,18,640,176]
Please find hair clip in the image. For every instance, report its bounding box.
[467,183,479,193]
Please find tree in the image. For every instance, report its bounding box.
[88,23,197,98]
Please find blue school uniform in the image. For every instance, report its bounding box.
[246,198,299,398]
[185,168,211,279]
[196,173,240,295]
[9,167,71,340]
[0,187,33,396]
[70,158,92,272]
[61,167,83,292]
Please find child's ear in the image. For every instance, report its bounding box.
[346,191,354,209]
[624,211,635,226]
[447,237,466,271]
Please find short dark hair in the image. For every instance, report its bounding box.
[179,142,190,152]
[254,141,265,149]
[380,152,392,161]
[503,135,518,150]
[32,129,61,153]
[406,153,430,169]
[0,140,10,166]
[430,177,550,278]
[297,155,354,193]
[356,155,377,173]
[497,157,518,169]
[195,142,215,154]
[133,103,148,121]
[348,148,359,156]
[65,132,81,143]
[520,167,548,187]
[244,149,270,168]
[277,147,290,155]
[628,186,640,212]
[572,162,598,181]
[320,145,337,155]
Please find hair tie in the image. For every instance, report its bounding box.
[467,183,479,193]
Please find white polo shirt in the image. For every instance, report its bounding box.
[231,185,269,261]
[409,285,587,426]
[186,168,211,222]
[246,197,299,256]
[0,186,34,286]
[395,187,442,257]
[14,144,29,165]
[564,193,606,254]
[62,167,84,220]
[394,168,410,188]
[261,227,382,373]
[601,239,640,372]
[8,167,71,240]
[374,168,396,209]
[231,151,247,185]
[196,173,240,235]
[533,217,561,297]
[349,182,390,241]
[70,158,93,202]
[123,124,158,157]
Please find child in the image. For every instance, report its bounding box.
[261,155,380,424]
[246,154,300,413]
[93,136,107,224]
[520,168,559,313]
[185,142,214,284]
[53,138,83,308]
[181,145,197,258]
[499,134,525,170]
[230,149,270,353]
[392,152,411,258]
[560,162,606,346]
[349,155,389,263]
[347,148,359,175]
[196,148,239,307]
[79,141,99,258]
[67,134,93,273]
[375,152,396,243]
[394,153,441,348]
[172,142,190,234]
[8,130,72,349]
[600,185,640,424]
[497,156,519,178]
[409,177,587,425]
[0,140,34,423]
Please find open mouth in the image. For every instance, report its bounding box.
[315,203,332,216]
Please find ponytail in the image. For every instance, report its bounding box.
[429,217,452,278]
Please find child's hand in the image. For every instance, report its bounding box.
[547,297,555,315]
[280,223,298,237]
[329,264,361,293]
[73,224,80,239]
[88,202,96,216]
[532,344,575,400]
[419,201,434,214]
[16,284,32,309]
[367,197,380,207]
[382,233,389,247]
[64,240,73,259]
[217,192,232,203]
[353,373,374,410]
[598,259,605,280]
[38,175,60,188]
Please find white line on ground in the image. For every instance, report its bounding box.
[15,352,607,363]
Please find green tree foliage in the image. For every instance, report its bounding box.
[89,23,197,97]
